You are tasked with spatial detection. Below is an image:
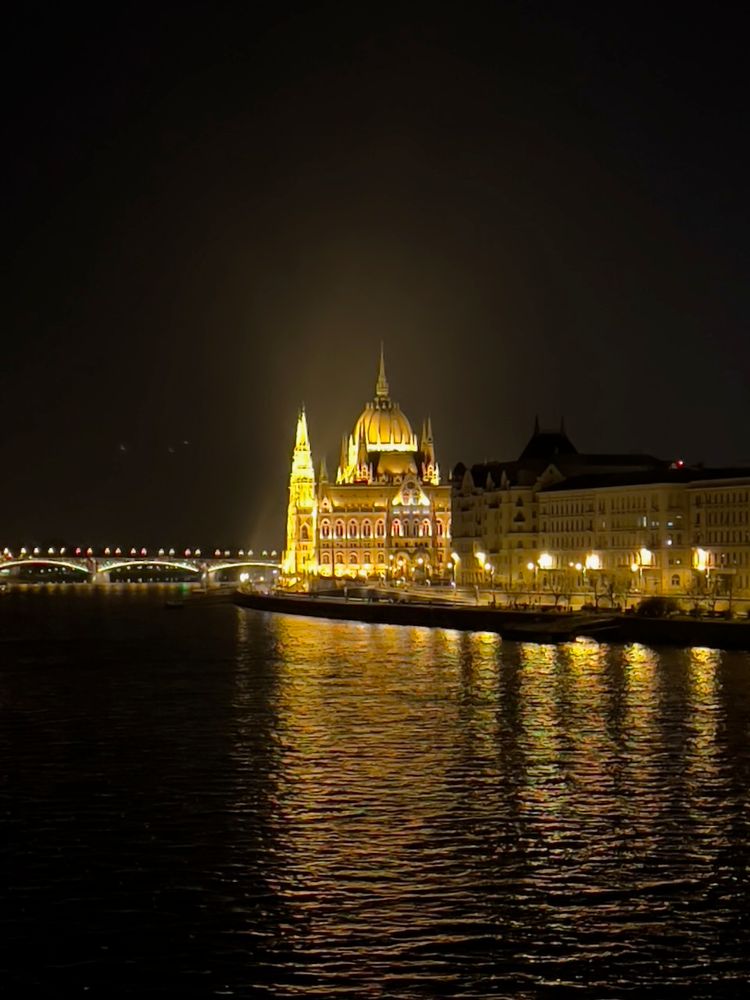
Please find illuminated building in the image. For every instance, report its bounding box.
[451,421,668,590]
[283,349,451,585]
[452,423,750,607]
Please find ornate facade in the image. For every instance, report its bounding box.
[283,350,451,585]
[453,422,750,609]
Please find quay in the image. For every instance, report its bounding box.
[234,589,750,650]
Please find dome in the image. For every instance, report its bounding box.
[353,399,416,453]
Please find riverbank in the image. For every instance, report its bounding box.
[234,589,750,650]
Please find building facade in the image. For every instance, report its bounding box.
[283,350,451,585]
[452,423,750,609]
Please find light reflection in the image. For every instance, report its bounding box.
[226,611,743,989]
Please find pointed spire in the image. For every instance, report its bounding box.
[319,456,329,483]
[294,406,310,451]
[337,433,348,480]
[375,342,389,399]
[425,415,434,441]
[357,425,368,465]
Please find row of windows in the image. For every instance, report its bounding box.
[694,491,750,505]
[319,518,444,539]
[696,531,750,545]
[321,552,386,565]
[700,511,750,526]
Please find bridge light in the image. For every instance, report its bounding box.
[185,548,191,556]
[60,547,65,555]
[224,549,230,557]
[33,547,40,555]
[130,548,137,556]
[271,550,277,557]
[214,549,221,557]
[104,548,111,556]
[239,572,249,583]
[75,547,82,555]
[262,550,268,557]
[48,547,55,555]
[168,548,175,556]
[195,548,201,556]
[115,547,122,555]
[20,547,27,556]
[140,548,147,556]
[248,550,253,556]
[86,548,93,556]
[158,548,164,556]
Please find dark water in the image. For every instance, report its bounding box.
[2,591,749,998]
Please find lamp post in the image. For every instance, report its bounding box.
[449,552,460,589]
[486,562,495,605]
[526,561,537,602]
[584,552,602,608]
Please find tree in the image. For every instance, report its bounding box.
[587,571,605,609]
[549,569,573,609]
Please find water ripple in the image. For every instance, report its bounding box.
[1,594,750,996]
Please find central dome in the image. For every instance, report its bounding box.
[351,347,417,453]
[353,398,416,452]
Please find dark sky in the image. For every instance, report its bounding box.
[3,2,748,549]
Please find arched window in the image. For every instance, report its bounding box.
[436,520,444,537]
[321,552,331,564]
[349,552,358,564]
[348,519,358,539]
[362,520,372,538]
[335,552,344,564]
[420,518,431,537]
[671,574,680,587]
[300,524,309,541]
[334,520,344,538]
[321,519,331,539]
[363,552,371,565]
[377,552,385,564]
[375,519,385,537]
[391,518,402,537]
[402,521,410,537]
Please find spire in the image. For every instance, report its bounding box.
[319,456,329,483]
[294,406,310,452]
[357,425,368,465]
[290,406,314,481]
[375,342,389,399]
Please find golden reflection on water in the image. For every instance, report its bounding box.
[230,612,745,988]
[239,614,481,938]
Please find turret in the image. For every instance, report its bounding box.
[282,407,318,582]
[355,427,372,483]
[420,415,439,484]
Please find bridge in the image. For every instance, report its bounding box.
[0,546,281,585]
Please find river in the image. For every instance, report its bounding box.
[1,589,748,996]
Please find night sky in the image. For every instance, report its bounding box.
[3,2,748,549]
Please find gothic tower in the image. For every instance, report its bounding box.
[282,407,318,577]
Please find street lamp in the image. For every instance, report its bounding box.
[526,560,537,600]
[450,551,460,588]
[486,562,495,603]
